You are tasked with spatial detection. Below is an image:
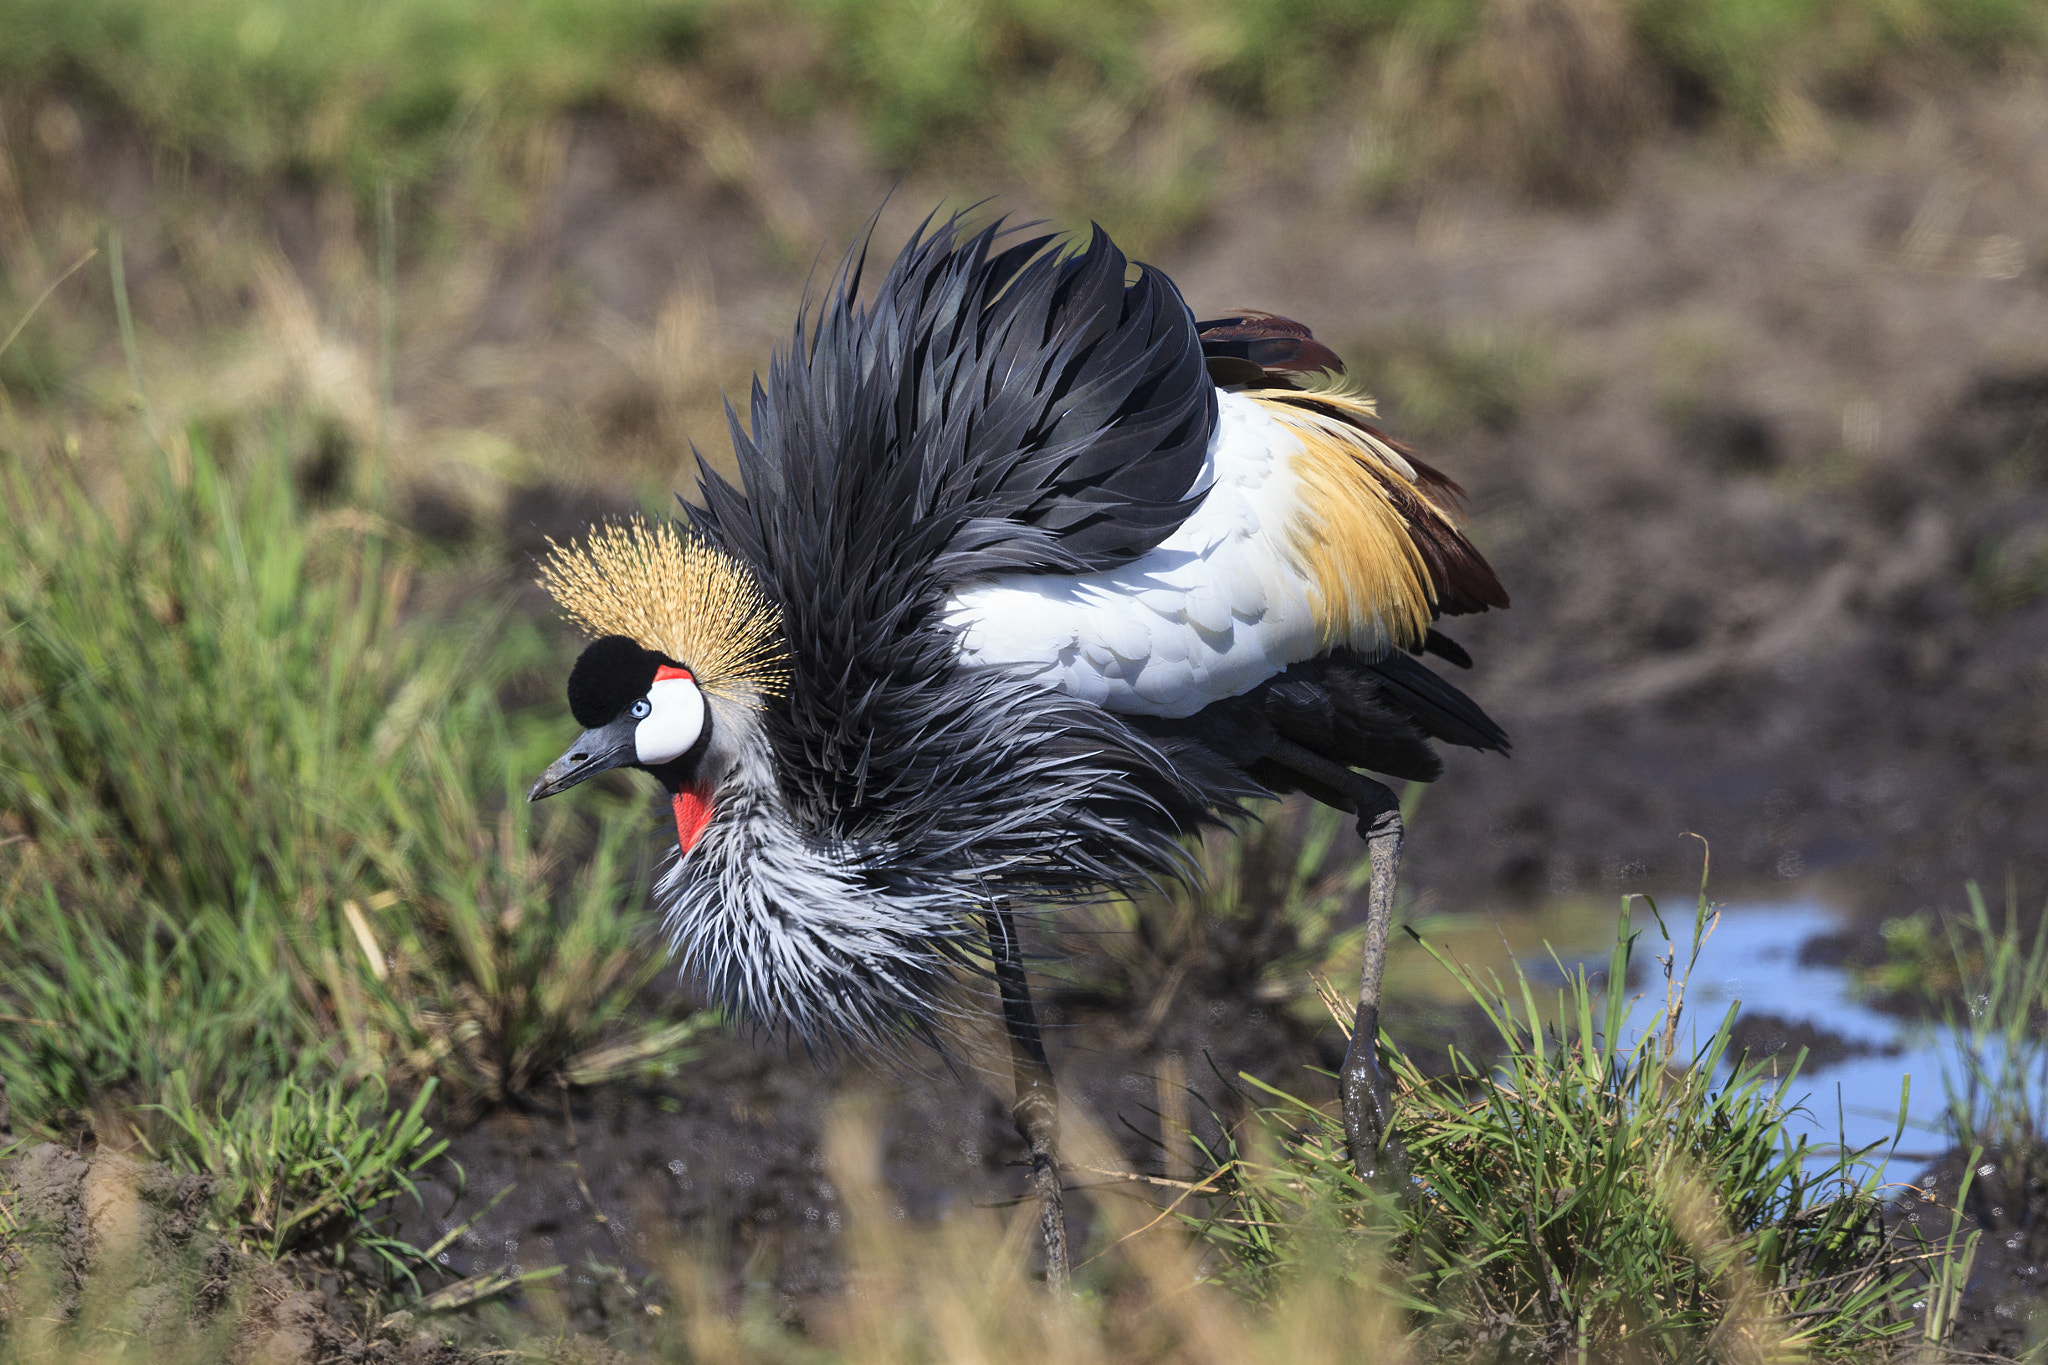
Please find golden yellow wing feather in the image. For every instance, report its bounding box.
[1254,391,1444,653]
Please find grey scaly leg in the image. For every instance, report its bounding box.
[1343,797,1410,1191]
[986,903,1070,1291]
[1267,739,1411,1191]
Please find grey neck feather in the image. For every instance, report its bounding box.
[655,730,973,1052]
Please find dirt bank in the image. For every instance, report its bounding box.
[0,1141,487,1363]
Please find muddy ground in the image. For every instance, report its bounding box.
[450,81,2048,1343]
[14,73,2048,1353]
[422,86,2048,919]
[390,958,1359,1334]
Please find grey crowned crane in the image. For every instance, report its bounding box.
[526,216,1509,1287]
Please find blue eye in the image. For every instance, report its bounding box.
[630,699,652,719]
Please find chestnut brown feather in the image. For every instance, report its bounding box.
[1198,310,1347,388]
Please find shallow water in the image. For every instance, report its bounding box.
[1388,897,1962,1178]
[1605,901,1955,1174]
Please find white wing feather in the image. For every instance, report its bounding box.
[944,391,1320,719]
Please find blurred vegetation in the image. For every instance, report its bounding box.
[1339,325,1555,440]
[1970,526,2048,614]
[0,0,2041,229]
[4,1098,1408,1364]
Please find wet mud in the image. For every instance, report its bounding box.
[1907,1149,2048,1357]
[397,960,1349,1330]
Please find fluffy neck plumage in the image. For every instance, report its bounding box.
[654,733,970,1052]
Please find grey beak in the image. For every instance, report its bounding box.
[528,717,639,801]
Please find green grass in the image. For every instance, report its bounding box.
[1,0,2040,223]
[0,427,708,1269]
[1184,890,1978,1360]
[1060,800,1995,1355]
[153,1070,446,1271]
[1932,883,2048,1270]
[0,0,710,193]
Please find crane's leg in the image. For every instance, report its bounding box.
[1344,793,1411,1193]
[1267,740,1411,1193]
[986,903,1070,1291]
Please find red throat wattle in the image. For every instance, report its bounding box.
[673,781,715,853]
[655,662,710,851]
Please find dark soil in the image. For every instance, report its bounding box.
[394,960,1351,1330]
[1904,1148,2048,1357]
[1725,1011,1894,1070]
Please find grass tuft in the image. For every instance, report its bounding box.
[0,426,706,1261]
[1186,888,1976,1360]
[1934,882,2048,1265]
[153,1071,446,1273]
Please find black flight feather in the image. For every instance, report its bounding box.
[690,214,1249,908]
[664,213,1509,1052]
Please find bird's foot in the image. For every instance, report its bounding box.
[1340,1001,1411,1194]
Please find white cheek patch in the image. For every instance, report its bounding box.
[635,678,705,764]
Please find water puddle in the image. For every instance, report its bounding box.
[1385,897,1959,1177]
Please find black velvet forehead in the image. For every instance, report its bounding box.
[566,635,668,728]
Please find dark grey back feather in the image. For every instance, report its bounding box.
[666,215,1509,1052]
[687,215,1252,944]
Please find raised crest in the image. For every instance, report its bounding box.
[537,517,790,704]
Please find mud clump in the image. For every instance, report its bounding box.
[0,1143,486,1365]
[1724,1012,1895,1069]
[1904,1148,2048,1358]
[236,1276,483,1365]
[1,1143,220,1327]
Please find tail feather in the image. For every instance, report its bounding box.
[1363,649,1510,754]
[1258,389,1511,622]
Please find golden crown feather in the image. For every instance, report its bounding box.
[537,517,790,704]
